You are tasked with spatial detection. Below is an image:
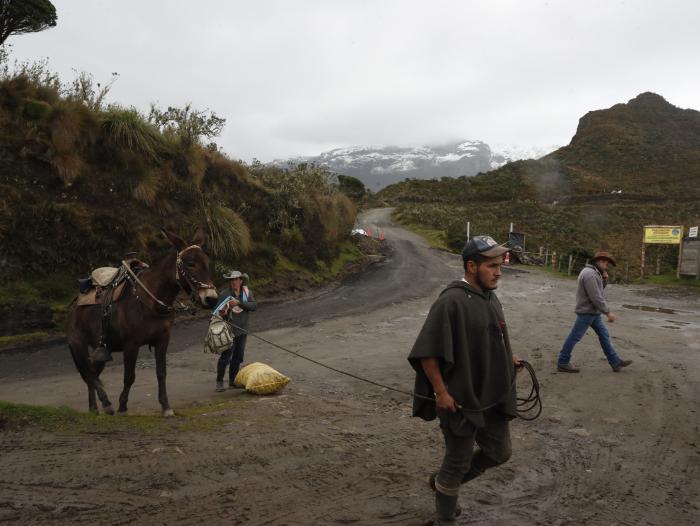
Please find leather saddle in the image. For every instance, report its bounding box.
[76,259,147,307]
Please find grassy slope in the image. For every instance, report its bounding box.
[0,73,360,338]
[377,93,700,279]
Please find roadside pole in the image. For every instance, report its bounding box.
[568,255,573,276]
[677,227,685,279]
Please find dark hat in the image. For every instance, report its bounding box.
[462,235,509,260]
[592,251,616,267]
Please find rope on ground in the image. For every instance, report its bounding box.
[225,321,542,420]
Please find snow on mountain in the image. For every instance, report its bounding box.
[274,140,558,191]
[489,144,558,169]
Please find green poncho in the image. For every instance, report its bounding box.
[408,280,517,431]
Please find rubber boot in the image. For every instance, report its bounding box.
[92,346,112,362]
[434,490,459,526]
[429,473,462,517]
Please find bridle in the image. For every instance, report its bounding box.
[175,245,216,295]
[123,244,215,314]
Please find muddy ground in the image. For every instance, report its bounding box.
[1,209,699,525]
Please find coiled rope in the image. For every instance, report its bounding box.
[225,321,541,420]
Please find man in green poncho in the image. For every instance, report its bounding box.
[408,235,522,525]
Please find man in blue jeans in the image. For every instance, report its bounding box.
[557,251,632,373]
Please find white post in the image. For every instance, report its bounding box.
[466,221,470,240]
[509,222,514,233]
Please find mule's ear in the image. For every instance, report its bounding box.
[191,227,207,247]
[161,228,186,250]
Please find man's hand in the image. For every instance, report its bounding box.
[513,355,524,374]
[435,390,459,413]
[606,312,616,323]
[229,299,240,306]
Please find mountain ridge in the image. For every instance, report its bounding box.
[274,141,557,191]
[376,92,700,273]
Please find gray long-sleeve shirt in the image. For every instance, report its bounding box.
[575,263,609,315]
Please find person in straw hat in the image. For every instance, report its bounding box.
[557,251,632,373]
[213,270,257,391]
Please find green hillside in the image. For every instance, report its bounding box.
[0,61,359,339]
[378,93,700,277]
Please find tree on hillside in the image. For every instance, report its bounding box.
[148,103,226,147]
[0,0,57,46]
[336,174,368,200]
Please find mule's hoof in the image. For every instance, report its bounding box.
[162,409,175,417]
[103,405,115,415]
[117,410,128,416]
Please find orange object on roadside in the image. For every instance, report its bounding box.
[504,251,510,264]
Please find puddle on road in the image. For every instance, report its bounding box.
[622,304,686,315]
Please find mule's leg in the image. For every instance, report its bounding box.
[154,336,174,417]
[118,345,139,414]
[92,361,114,415]
[69,343,99,414]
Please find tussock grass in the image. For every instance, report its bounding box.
[133,168,163,206]
[201,197,252,259]
[101,107,167,160]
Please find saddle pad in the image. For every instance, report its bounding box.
[91,267,120,287]
[77,288,98,306]
[77,281,127,306]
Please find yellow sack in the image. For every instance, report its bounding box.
[234,362,291,395]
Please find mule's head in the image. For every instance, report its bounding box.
[162,228,219,308]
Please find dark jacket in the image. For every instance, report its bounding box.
[214,286,257,336]
[407,280,517,429]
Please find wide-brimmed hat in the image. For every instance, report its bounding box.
[223,270,243,280]
[462,235,509,260]
[592,251,616,267]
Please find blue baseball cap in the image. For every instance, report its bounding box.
[462,235,509,260]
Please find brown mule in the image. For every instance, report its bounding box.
[65,228,219,416]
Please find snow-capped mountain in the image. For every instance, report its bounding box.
[274,140,557,190]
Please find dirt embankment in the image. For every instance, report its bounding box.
[1,209,699,525]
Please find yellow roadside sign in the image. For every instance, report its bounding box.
[643,226,682,244]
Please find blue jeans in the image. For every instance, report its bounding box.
[558,314,621,367]
[216,335,247,383]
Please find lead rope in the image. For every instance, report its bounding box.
[224,321,541,420]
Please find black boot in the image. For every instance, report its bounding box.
[429,473,462,517]
[434,490,459,526]
[92,346,112,362]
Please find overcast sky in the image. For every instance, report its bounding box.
[7,0,700,162]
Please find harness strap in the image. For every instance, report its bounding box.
[122,260,173,311]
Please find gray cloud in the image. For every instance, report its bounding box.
[8,0,700,161]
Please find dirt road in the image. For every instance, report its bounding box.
[1,209,699,525]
